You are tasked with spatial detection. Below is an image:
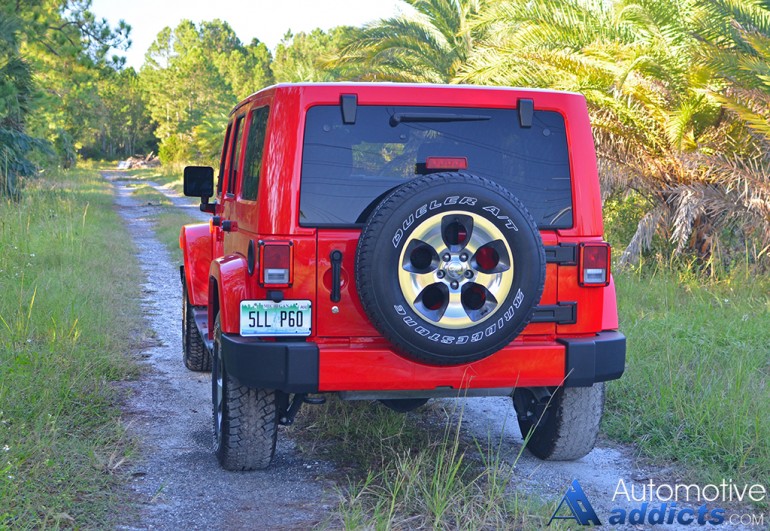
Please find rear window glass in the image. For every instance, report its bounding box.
[299,105,573,228]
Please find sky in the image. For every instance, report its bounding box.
[89,0,408,70]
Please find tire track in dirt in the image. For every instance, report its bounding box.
[105,172,334,530]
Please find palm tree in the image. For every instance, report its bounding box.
[0,15,42,199]
[330,0,485,83]
[459,0,770,266]
[694,0,770,143]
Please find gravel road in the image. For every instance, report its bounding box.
[106,172,335,530]
[106,170,757,530]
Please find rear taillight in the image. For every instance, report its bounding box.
[259,241,293,287]
[579,243,611,287]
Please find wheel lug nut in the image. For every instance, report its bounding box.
[442,253,451,262]
[464,270,473,278]
[450,281,459,289]
[459,253,468,262]
[437,270,446,279]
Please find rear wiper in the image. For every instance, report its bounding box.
[389,113,491,127]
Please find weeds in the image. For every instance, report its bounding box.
[293,398,551,529]
[0,168,143,527]
[604,268,770,487]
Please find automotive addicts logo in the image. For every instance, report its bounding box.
[549,479,767,527]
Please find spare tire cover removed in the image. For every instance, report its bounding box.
[356,172,546,366]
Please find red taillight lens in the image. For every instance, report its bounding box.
[579,243,610,286]
[259,242,293,286]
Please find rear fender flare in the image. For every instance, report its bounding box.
[180,223,212,306]
[209,254,250,336]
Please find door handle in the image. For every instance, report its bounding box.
[330,250,343,302]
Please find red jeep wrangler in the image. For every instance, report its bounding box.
[180,83,625,471]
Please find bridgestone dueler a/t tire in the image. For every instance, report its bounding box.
[517,384,605,461]
[356,172,546,366]
[212,316,277,470]
[182,284,211,371]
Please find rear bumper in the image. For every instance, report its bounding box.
[219,331,625,394]
[219,335,319,393]
[559,331,626,387]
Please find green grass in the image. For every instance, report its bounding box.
[129,183,172,206]
[605,267,770,487]
[126,166,185,195]
[0,169,144,527]
[292,398,553,529]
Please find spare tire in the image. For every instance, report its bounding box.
[356,172,546,366]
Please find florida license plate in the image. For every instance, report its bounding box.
[240,300,312,337]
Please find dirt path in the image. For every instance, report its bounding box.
[106,172,334,530]
[106,170,754,530]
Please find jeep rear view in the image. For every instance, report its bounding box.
[180,83,626,470]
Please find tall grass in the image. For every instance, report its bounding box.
[0,169,143,527]
[605,267,770,486]
[293,399,550,529]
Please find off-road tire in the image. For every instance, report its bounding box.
[182,284,210,371]
[515,383,605,461]
[356,172,545,365]
[212,315,277,470]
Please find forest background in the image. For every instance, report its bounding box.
[3,0,769,267]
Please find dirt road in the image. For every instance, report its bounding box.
[106,171,754,530]
[107,172,334,530]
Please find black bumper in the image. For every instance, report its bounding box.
[219,334,319,393]
[558,331,626,387]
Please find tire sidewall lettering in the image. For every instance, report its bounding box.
[392,195,513,249]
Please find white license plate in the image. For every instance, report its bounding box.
[240,300,311,337]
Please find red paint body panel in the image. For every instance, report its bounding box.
[210,254,249,335]
[318,341,566,391]
[316,230,380,337]
[180,223,212,306]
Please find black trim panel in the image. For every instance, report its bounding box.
[219,334,319,393]
[532,302,577,324]
[544,244,577,265]
[559,331,626,387]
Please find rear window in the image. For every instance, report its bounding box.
[299,105,573,228]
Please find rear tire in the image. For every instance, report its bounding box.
[182,284,211,371]
[514,384,604,461]
[212,314,277,470]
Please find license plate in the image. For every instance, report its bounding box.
[240,300,311,337]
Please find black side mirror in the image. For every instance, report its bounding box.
[183,166,214,198]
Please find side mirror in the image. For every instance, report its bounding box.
[183,166,214,199]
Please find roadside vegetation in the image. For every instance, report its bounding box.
[291,398,554,529]
[0,168,144,527]
[609,268,770,488]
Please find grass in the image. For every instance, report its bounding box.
[291,398,553,529]
[605,266,770,487]
[0,168,145,527]
[126,166,185,195]
[128,183,172,207]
